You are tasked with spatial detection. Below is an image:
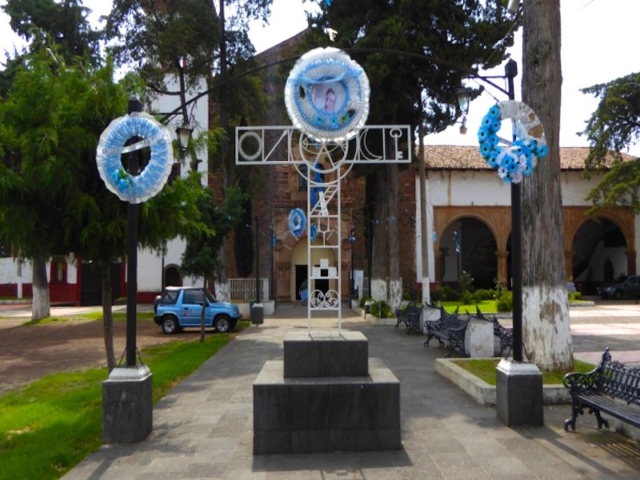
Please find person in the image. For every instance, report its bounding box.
[324,88,336,113]
[299,280,309,306]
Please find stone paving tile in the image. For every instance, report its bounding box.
[62,304,640,480]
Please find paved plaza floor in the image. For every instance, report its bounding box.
[55,300,640,479]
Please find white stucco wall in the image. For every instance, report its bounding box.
[414,168,640,284]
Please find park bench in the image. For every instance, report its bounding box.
[395,301,423,334]
[474,306,514,357]
[563,347,640,432]
[423,306,469,357]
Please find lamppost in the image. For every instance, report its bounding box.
[349,228,356,299]
[457,59,522,362]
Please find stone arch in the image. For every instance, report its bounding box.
[437,216,498,289]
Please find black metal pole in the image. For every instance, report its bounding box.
[505,59,523,362]
[255,216,260,302]
[126,97,142,368]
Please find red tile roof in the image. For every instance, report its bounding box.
[421,145,635,171]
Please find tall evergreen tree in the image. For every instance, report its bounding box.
[305,0,519,307]
[520,0,571,370]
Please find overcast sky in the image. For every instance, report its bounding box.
[1,0,638,155]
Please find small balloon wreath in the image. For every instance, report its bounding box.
[477,100,548,184]
[288,208,306,238]
[96,112,174,204]
[284,47,370,143]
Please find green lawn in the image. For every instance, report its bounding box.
[451,357,596,386]
[0,319,250,480]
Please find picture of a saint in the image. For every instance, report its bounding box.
[324,88,336,113]
[312,82,344,114]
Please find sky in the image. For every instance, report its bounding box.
[1,0,639,155]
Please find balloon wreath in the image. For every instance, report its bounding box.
[96,112,174,204]
[288,208,306,238]
[284,47,370,143]
[477,100,548,184]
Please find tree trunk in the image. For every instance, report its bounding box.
[521,0,573,371]
[31,254,50,321]
[200,278,207,342]
[388,163,401,312]
[371,170,389,301]
[101,265,116,373]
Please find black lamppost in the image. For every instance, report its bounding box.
[125,97,142,368]
[349,229,356,299]
[459,59,522,362]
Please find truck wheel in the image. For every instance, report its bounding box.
[161,315,179,334]
[214,315,230,333]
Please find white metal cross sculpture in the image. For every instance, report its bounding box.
[235,47,411,333]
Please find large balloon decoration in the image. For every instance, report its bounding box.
[284,47,370,143]
[477,100,548,184]
[96,112,174,204]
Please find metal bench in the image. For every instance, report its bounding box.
[563,347,640,432]
[423,306,469,357]
[395,301,423,334]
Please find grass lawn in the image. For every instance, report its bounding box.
[451,357,596,386]
[0,319,251,480]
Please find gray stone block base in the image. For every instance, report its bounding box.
[102,365,153,443]
[253,359,401,454]
[496,359,543,426]
[283,330,368,377]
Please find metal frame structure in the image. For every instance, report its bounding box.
[236,125,411,333]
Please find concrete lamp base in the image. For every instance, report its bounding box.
[496,359,543,427]
[102,365,153,443]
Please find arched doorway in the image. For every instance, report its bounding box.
[572,218,627,294]
[164,265,182,288]
[290,237,337,301]
[440,218,497,289]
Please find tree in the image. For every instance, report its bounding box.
[105,0,270,297]
[180,184,245,341]
[578,73,640,211]
[521,0,572,371]
[305,0,519,308]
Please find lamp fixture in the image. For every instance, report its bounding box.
[176,123,193,151]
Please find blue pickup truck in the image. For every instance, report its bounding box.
[154,286,242,334]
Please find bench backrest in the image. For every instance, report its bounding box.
[599,360,640,406]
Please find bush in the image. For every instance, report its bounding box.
[371,299,392,318]
[460,290,475,306]
[359,296,371,308]
[474,288,494,301]
[570,291,583,301]
[431,285,460,302]
[496,290,513,312]
[459,271,475,293]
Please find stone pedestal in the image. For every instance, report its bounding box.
[102,365,153,443]
[496,359,543,426]
[465,319,494,358]
[253,331,401,454]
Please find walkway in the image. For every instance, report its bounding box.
[62,303,640,479]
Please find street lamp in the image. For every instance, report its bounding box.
[463,59,523,362]
[176,123,193,151]
[349,229,356,299]
[456,87,473,135]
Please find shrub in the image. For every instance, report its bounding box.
[474,288,495,301]
[460,290,475,306]
[431,285,460,302]
[496,290,513,312]
[371,299,392,318]
[570,291,582,301]
[459,271,475,293]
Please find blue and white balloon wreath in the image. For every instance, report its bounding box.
[96,112,174,204]
[477,100,548,184]
[284,47,370,143]
[288,208,307,238]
